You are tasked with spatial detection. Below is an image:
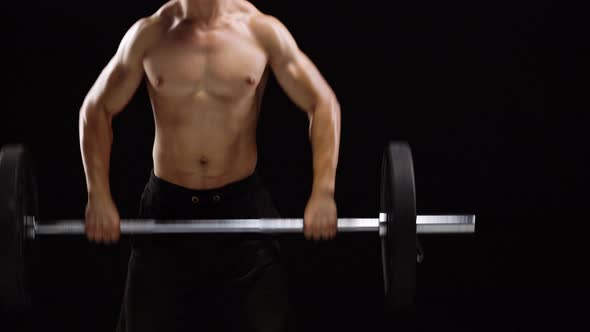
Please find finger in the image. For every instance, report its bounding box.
[84,220,91,241]
[310,225,319,241]
[99,219,110,244]
[327,218,335,239]
[308,216,318,240]
[312,216,322,241]
[321,221,331,240]
[104,222,115,245]
[304,216,312,240]
[86,219,96,242]
[94,218,105,243]
[308,215,321,241]
[104,218,116,244]
[111,218,121,243]
[320,217,331,240]
[330,216,338,238]
[316,218,325,240]
[112,223,121,243]
[103,219,113,244]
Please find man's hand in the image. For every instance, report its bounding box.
[84,195,121,244]
[303,191,338,240]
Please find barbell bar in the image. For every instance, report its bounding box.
[0,142,475,313]
[27,215,475,238]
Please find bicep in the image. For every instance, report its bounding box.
[271,51,332,112]
[263,18,334,112]
[84,55,144,115]
[83,19,150,115]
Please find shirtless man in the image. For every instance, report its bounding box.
[79,0,340,331]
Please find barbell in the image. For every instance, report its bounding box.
[0,142,475,312]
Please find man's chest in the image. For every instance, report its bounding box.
[143,26,268,99]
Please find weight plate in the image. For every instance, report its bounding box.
[0,144,38,311]
[380,142,416,310]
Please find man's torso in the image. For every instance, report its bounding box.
[142,1,269,189]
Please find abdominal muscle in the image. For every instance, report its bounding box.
[150,93,260,190]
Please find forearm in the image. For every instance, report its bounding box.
[309,96,341,195]
[79,103,114,199]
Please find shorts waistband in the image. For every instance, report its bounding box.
[147,169,261,205]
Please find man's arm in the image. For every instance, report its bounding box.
[80,17,156,198]
[79,17,161,243]
[254,15,341,239]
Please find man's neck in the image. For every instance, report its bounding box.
[180,0,231,26]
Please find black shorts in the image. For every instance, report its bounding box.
[116,170,290,332]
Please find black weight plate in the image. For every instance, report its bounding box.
[0,144,38,311]
[380,142,416,310]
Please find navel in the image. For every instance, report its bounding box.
[199,156,209,167]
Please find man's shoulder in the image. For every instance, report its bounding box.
[137,1,179,37]
[249,11,288,51]
[153,0,181,24]
[250,12,282,35]
[247,10,294,61]
[121,3,178,54]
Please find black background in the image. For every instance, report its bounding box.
[1,0,589,331]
